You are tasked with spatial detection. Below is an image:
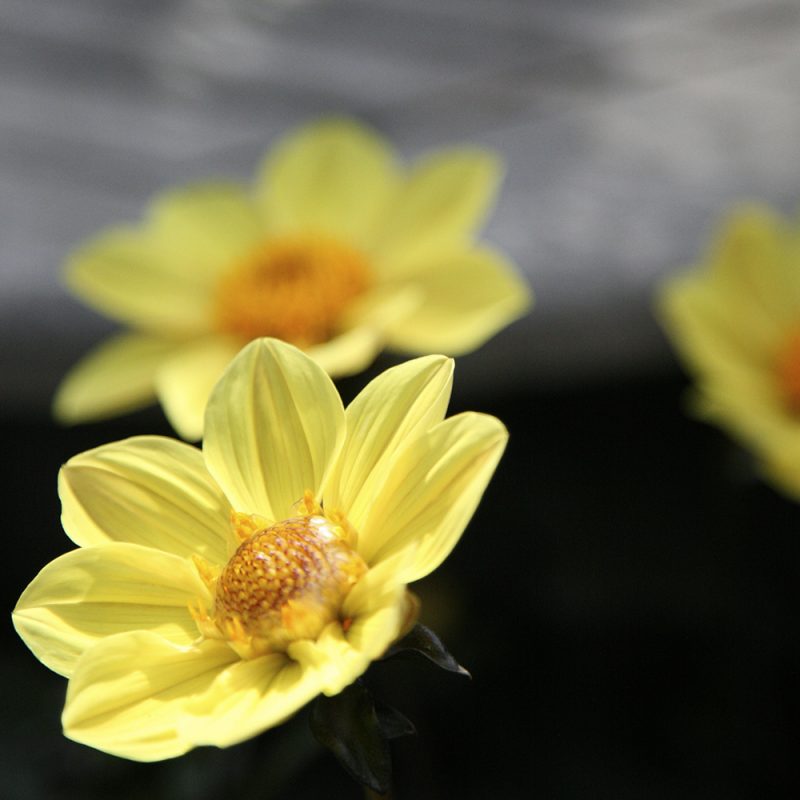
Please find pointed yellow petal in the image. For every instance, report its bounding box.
[325,355,453,533]
[59,436,232,563]
[53,333,180,424]
[154,336,241,441]
[13,543,208,677]
[178,654,325,748]
[372,149,502,270]
[66,228,213,335]
[384,247,531,355]
[203,338,345,520]
[62,633,237,761]
[360,412,508,581]
[257,119,397,244]
[147,182,263,279]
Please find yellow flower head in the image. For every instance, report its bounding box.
[15,338,507,761]
[54,118,531,440]
[658,204,800,496]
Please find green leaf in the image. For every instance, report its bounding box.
[309,682,392,794]
[383,623,471,677]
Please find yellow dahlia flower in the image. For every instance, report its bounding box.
[14,338,507,761]
[54,118,530,440]
[658,204,800,496]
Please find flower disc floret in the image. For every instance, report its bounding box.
[213,234,372,346]
[213,514,367,658]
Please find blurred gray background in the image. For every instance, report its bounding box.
[3,0,800,413]
[5,5,800,800]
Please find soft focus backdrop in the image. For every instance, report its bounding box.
[3,1,800,798]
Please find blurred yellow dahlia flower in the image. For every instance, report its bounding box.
[658,204,800,497]
[54,118,530,440]
[15,338,507,761]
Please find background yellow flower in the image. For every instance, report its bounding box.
[53,118,531,440]
[15,338,507,761]
[658,205,800,497]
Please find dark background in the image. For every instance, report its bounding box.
[4,356,800,799]
[3,1,800,797]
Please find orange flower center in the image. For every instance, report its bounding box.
[213,234,372,346]
[775,327,800,412]
[213,514,367,657]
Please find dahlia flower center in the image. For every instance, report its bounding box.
[213,234,372,346]
[213,514,367,657]
[775,327,800,412]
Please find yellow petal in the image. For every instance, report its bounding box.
[59,436,232,563]
[53,333,180,425]
[343,547,414,619]
[285,559,414,699]
[707,206,800,325]
[13,543,208,677]
[761,434,800,497]
[63,633,237,761]
[303,284,424,378]
[154,336,242,441]
[66,228,213,335]
[147,182,263,279]
[359,412,508,581]
[286,552,413,696]
[340,282,423,331]
[342,548,416,660]
[324,355,453,533]
[178,654,325,748]
[304,327,384,379]
[658,272,779,387]
[256,118,397,244]
[372,149,502,270]
[203,338,345,520]
[287,625,370,697]
[384,247,531,355]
